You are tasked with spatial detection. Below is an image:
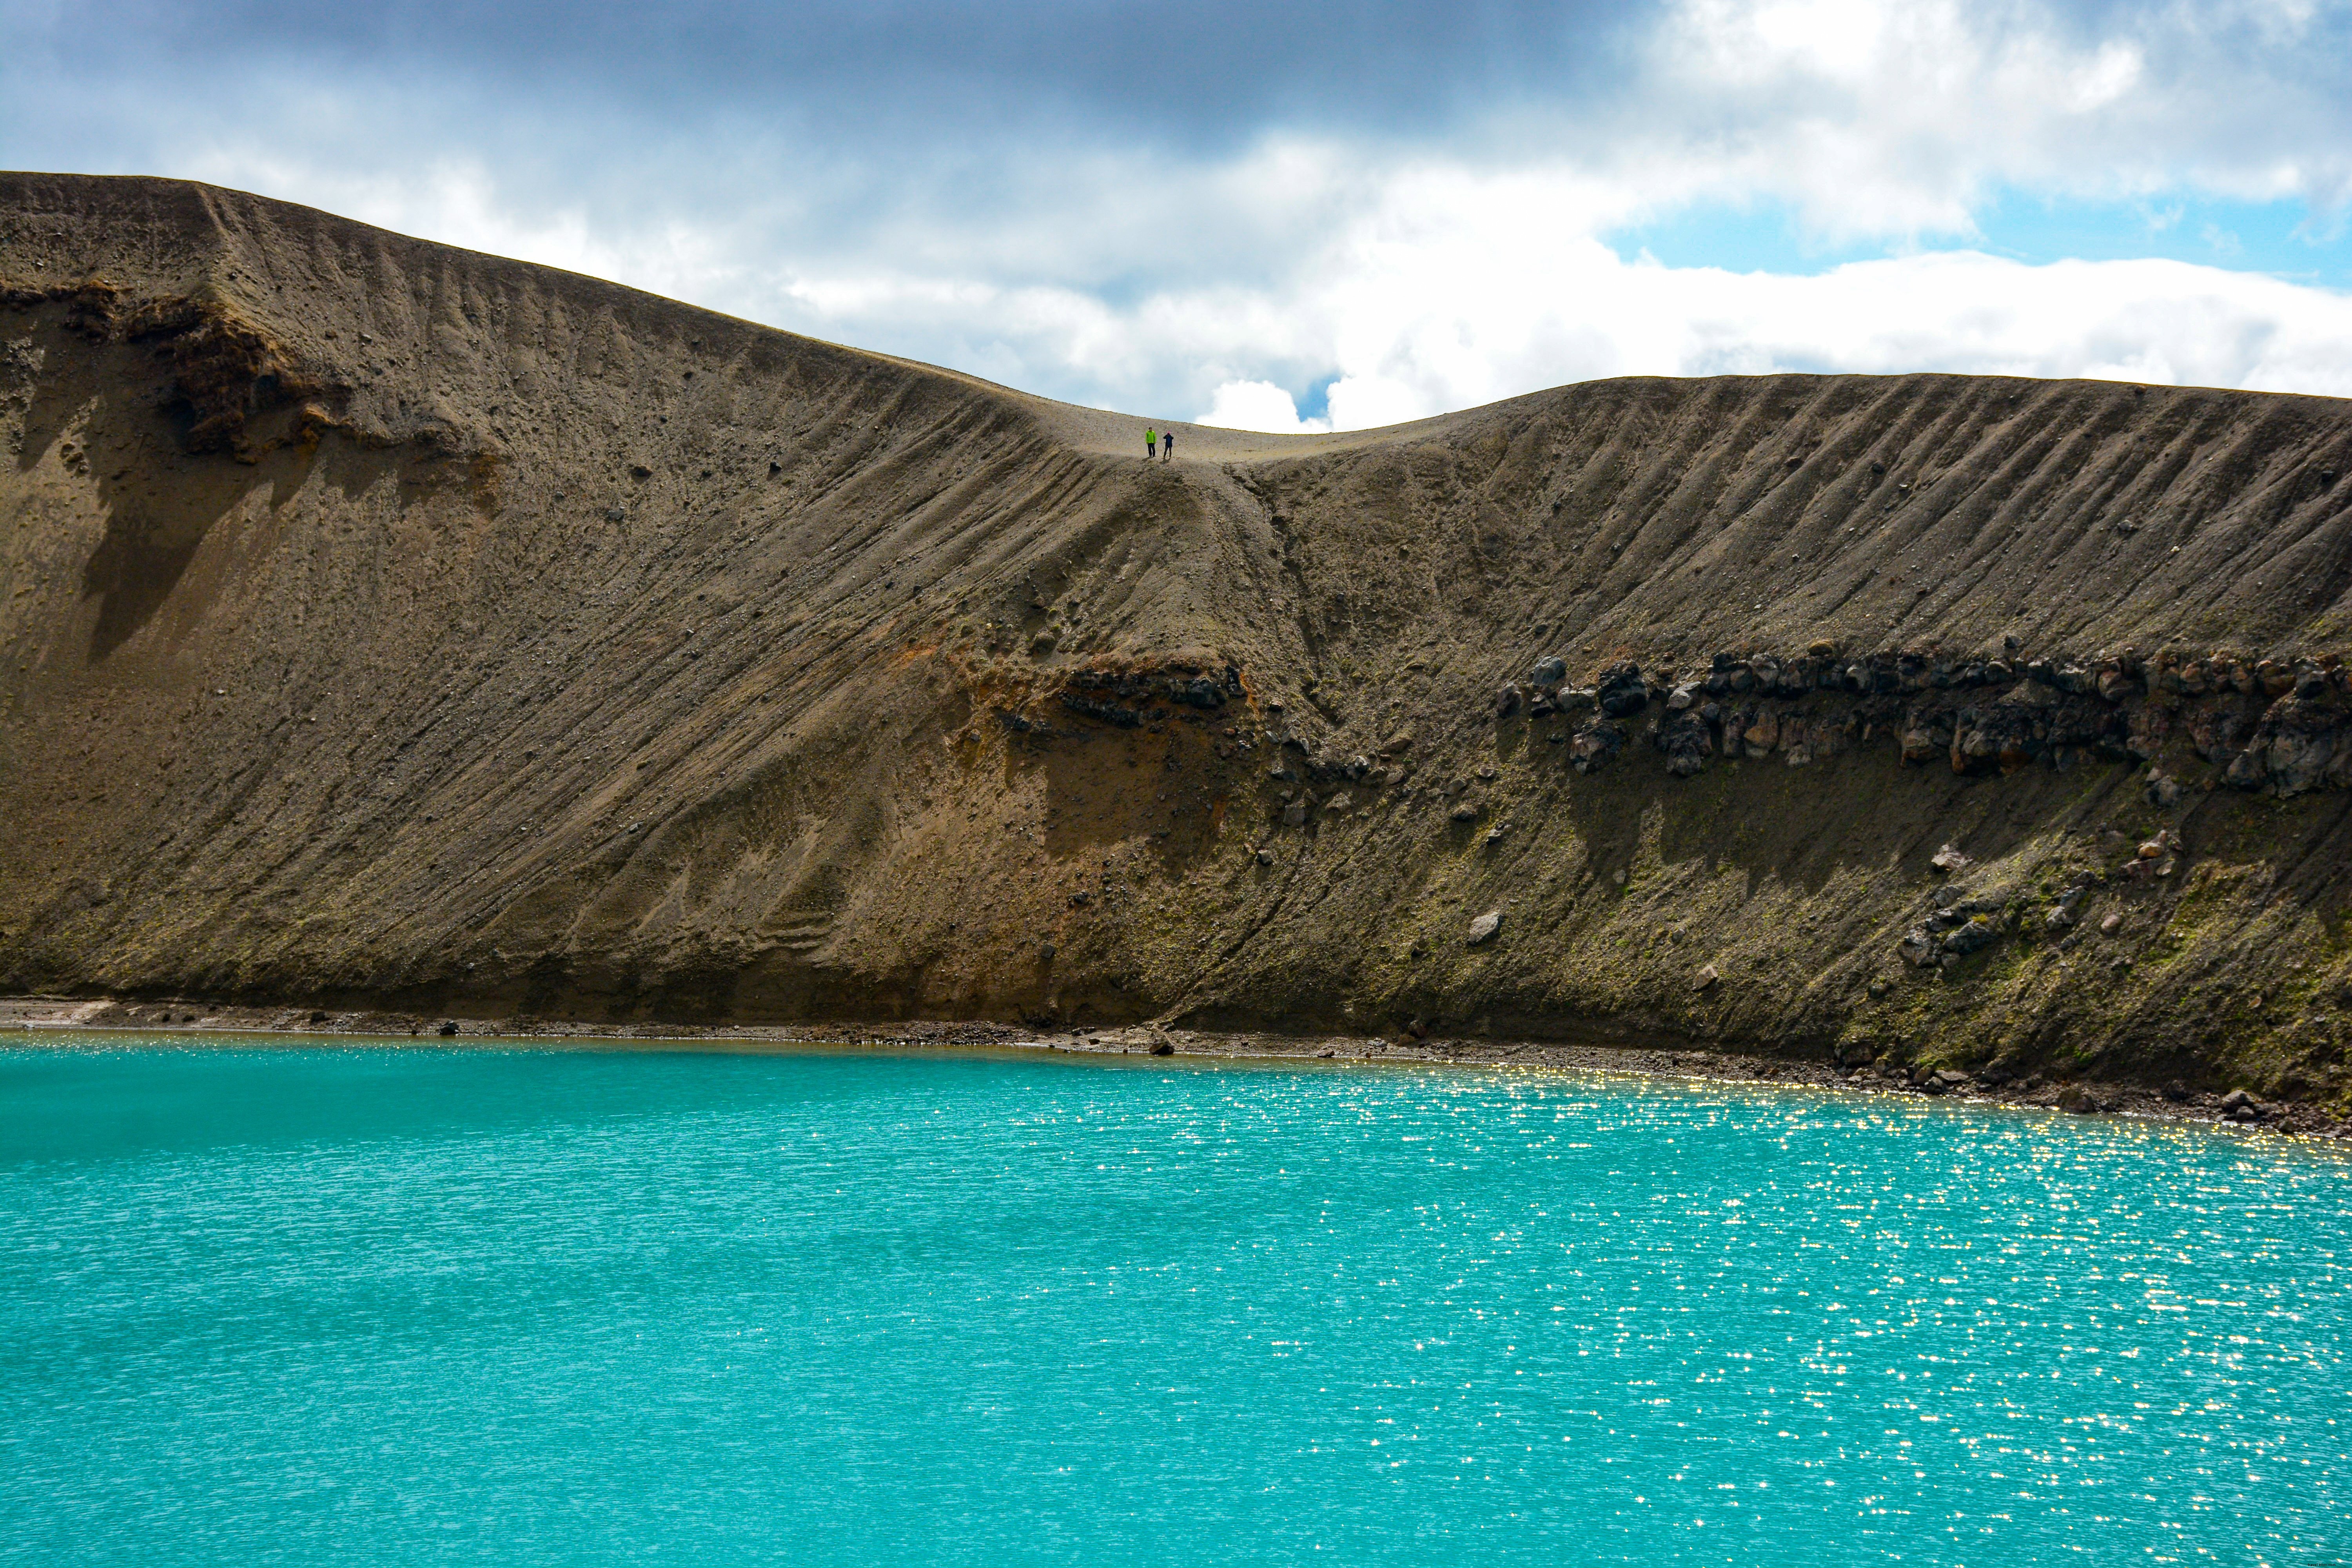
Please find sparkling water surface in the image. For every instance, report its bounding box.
[3,1038,2347,1565]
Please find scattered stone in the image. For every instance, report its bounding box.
[1530,655,1568,690]
[307,1009,330,1025]
[1450,802,1482,823]
[1693,964,1720,990]
[1898,929,1938,966]
[1935,1069,1969,1088]
[1254,848,1274,865]
[2100,912,2123,935]
[2161,1080,2190,1102]
[1466,910,1503,945]
[1282,802,1307,827]
[1495,683,1523,719]
[1149,1040,1174,1056]
[1931,842,1971,873]
[1666,681,1699,710]
[2145,771,2185,808]
[437,1021,459,1036]
[2221,1088,2255,1112]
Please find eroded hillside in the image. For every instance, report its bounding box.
[6,173,2352,1111]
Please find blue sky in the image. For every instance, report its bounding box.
[5,0,2350,429]
[1616,192,2351,288]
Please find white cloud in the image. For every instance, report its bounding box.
[1181,205,2352,431]
[33,0,2352,430]
[1201,381,1328,435]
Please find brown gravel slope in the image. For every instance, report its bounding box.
[7,172,2352,1111]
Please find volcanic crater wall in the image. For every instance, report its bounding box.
[7,173,2352,1110]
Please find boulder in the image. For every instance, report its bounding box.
[1530,655,1568,690]
[1653,710,1712,777]
[1595,662,1648,717]
[2185,696,2255,761]
[1567,721,1626,775]
[1941,915,2000,956]
[2233,696,2342,796]
[1175,675,1226,709]
[1931,842,1971,873]
[1467,910,1503,945]
[1899,713,1949,764]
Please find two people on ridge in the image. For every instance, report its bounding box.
[1145,426,1174,462]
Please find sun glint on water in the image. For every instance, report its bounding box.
[3,1040,2346,1565]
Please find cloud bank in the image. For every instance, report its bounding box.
[4,0,2349,429]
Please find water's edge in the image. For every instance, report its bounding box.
[8,995,2346,1143]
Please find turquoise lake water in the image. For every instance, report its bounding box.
[3,1040,2347,1565]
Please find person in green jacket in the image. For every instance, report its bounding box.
[1145,427,1156,459]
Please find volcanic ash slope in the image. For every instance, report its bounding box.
[6,173,2352,1106]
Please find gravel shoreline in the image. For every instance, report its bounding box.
[9,995,2348,1143]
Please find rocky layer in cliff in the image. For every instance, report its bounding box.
[5,173,2352,1111]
